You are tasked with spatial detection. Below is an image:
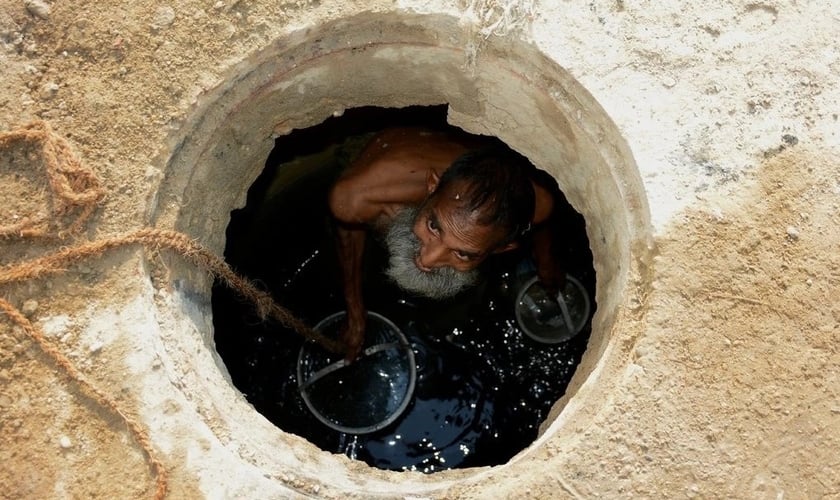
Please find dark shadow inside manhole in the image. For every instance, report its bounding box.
[211,105,596,472]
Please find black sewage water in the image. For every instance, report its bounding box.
[212,106,596,472]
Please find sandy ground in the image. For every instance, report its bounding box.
[1,0,838,498]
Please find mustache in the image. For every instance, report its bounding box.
[383,208,478,299]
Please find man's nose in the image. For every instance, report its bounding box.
[417,241,448,270]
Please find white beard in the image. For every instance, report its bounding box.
[384,208,479,299]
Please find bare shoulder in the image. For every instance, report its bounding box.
[328,128,475,224]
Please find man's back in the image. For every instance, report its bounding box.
[328,127,485,228]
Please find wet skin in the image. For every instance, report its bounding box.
[328,127,563,360]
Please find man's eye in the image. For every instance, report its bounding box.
[453,250,471,261]
[427,217,439,233]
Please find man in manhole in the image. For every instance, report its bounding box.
[329,127,569,360]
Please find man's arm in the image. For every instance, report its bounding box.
[531,218,566,294]
[328,169,379,361]
[333,221,367,360]
[530,170,568,294]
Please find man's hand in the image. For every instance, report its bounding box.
[340,312,366,362]
[535,251,565,297]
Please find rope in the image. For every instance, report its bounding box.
[0,121,344,499]
[0,297,168,499]
[0,120,106,239]
[0,228,345,353]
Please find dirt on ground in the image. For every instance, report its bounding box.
[607,147,838,497]
[640,147,839,497]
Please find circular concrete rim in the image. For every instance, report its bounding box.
[149,11,652,495]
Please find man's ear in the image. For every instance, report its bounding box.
[492,241,519,254]
[426,170,440,195]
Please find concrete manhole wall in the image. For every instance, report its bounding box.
[148,12,651,494]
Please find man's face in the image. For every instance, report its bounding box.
[384,183,507,299]
[384,205,481,299]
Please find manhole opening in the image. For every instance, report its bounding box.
[212,104,596,472]
[152,12,652,490]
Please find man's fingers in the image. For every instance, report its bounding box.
[343,337,364,362]
[344,345,361,363]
